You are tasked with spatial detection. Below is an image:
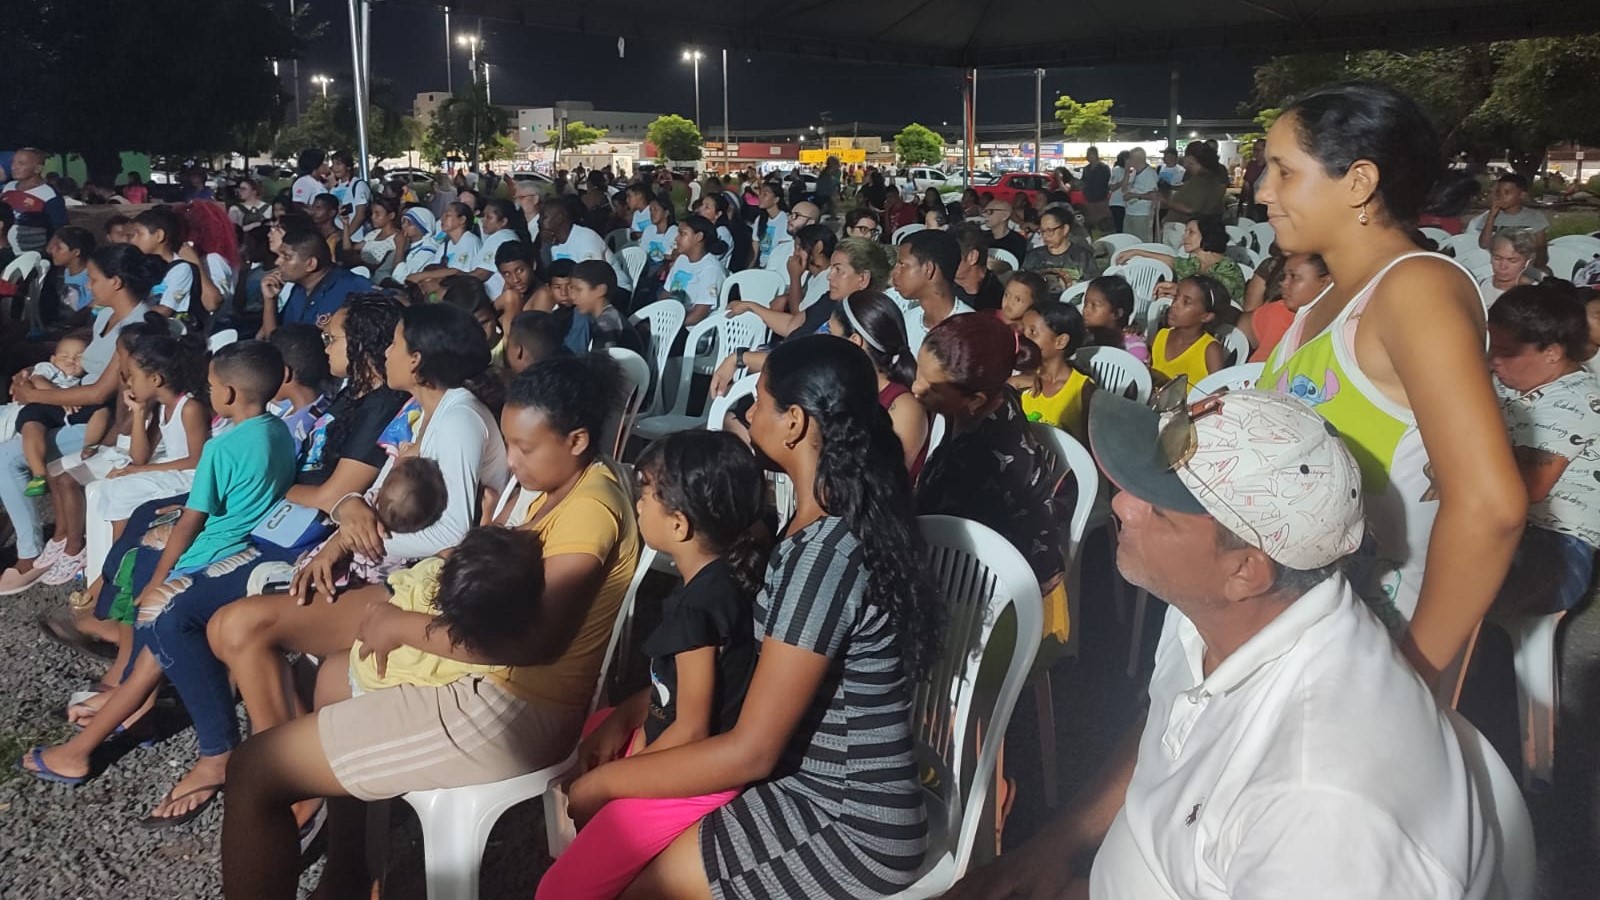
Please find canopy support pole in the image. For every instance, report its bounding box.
[1168,61,1180,152]
[963,68,977,176]
[347,0,372,181]
[1033,68,1043,174]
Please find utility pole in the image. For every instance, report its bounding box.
[1033,68,1044,174]
[442,5,452,95]
[722,49,731,171]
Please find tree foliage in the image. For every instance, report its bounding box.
[0,0,301,185]
[894,123,944,166]
[424,83,511,164]
[1053,96,1117,143]
[647,115,703,162]
[559,120,609,150]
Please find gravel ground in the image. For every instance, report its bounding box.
[2,532,1597,898]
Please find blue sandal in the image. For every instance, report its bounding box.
[15,747,88,786]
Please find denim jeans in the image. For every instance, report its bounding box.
[126,541,299,757]
[94,494,190,620]
[0,424,86,559]
[1492,526,1598,618]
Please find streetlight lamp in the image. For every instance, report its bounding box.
[312,74,332,99]
[458,34,481,85]
[681,49,703,126]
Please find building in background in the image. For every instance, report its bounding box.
[517,101,663,149]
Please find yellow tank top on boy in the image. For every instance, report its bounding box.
[1021,368,1091,443]
[1150,328,1216,387]
[1260,252,1483,630]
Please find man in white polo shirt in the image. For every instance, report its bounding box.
[949,386,1500,900]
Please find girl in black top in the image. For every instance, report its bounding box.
[543,430,766,899]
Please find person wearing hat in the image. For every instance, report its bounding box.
[948,385,1498,900]
[389,206,441,283]
[660,214,728,326]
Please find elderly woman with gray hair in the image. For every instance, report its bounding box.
[1480,229,1543,306]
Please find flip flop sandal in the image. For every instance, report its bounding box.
[37,612,118,661]
[298,801,328,855]
[138,784,225,830]
[15,747,89,786]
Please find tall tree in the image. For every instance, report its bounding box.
[646,115,703,162]
[424,83,510,166]
[560,121,609,151]
[894,123,944,166]
[0,0,300,185]
[1053,96,1117,143]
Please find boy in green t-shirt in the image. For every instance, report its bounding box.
[21,342,301,827]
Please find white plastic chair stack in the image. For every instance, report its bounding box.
[987,247,1020,272]
[1445,711,1536,900]
[1192,362,1266,398]
[719,269,785,310]
[1072,346,1151,404]
[892,223,926,245]
[600,347,652,459]
[1490,610,1569,790]
[1215,325,1252,368]
[890,515,1042,899]
[400,545,659,900]
[633,312,769,441]
[627,300,686,417]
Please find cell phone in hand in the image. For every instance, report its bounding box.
[151,508,183,528]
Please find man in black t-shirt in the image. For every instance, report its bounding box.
[981,198,1030,267]
[1079,146,1113,234]
[954,223,1004,312]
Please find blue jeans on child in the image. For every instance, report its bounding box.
[0,424,85,559]
[1491,526,1597,618]
[121,541,299,757]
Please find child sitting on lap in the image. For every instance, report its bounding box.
[372,456,448,536]
[17,330,92,497]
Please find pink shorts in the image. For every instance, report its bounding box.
[534,708,739,900]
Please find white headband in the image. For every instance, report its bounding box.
[841,298,886,353]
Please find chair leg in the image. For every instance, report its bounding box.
[543,783,577,859]
[408,797,492,900]
[1033,675,1059,808]
[1510,613,1565,791]
[1126,589,1149,679]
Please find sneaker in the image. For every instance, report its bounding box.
[34,537,67,570]
[0,565,49,596]
[23,476,49,497]
[246,561,297,596]
[39,549,88,586]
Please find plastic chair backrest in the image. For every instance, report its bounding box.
[1026,424,1098,575]
[1094,233,1141,259]
[1143,297,1172,342]
[2,251,41,283]
[1238,263,1255,284]
[605,228,633,253]
[1192,362,1266,397]
[892,223,926,245]
[602,347,652,458]
[706,373,760,432]
[628,300,688,416]
[1549,234,1600,257]
[1122,242,1177,262]
[720,269,785,310]
[1545,245,1587,282]
[911,514,1043,880]
[1441,232,1482,257]
[1061,281,1090,306]
[1216,325,1252,367]
[1445,710,1535,900]
[664,312,768,424]
[1073,345,1151,403]
[925,413,948,458]
[1455,247,1492,281]
[1235,216,1257,230]
[1112,257,1170,326]
[617,246,647,288]
[987,247,1020,272]
[1224,224,1250,247]
[207,329,240,353]
[350,265,372,280]
[1248,221,1276,254]
[1419,226,1453,248]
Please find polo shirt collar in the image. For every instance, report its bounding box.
[1178,574,1344,698]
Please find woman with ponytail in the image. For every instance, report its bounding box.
[830,289,931,481]
[538,429,767,900]
[566,334,936,899]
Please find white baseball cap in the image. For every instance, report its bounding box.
[1089,388,1365,570]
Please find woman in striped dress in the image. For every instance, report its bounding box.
[565,334,940,898]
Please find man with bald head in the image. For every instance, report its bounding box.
[3,148,67,252]
[980,197,1029,265]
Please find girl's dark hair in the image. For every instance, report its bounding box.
[53,225,96,259]
[700,190,732,222]
[295,149,325,176]
[1489,282,1589,361]
[431,526,547,654]
[1178,274,1233,330]
[924,311,1042,394]
[1283,81,1442,224]
[128,311,209,399]
[796,223,837,262]
[495,238,533,269]
[133,206,184,252]
[1089,275,1136,326]
[90,243,168,300]
[1031,299,1087,363]
[341,291,403,393]
[446,201,475,232]
[636,431,771,598]
[369,195,399,222]
[504,354,623,461]
[763,335,938,680]
[1192,215,1229,255]
[1008,271,1049,308]
[832,290,916,387]
[648,191,678,228]
[399,302,501,414]
[439,274,493,316]
[484,197,532,246]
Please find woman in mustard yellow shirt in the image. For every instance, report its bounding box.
[1150,274,1227,386]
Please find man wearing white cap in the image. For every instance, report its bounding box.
[949,386,1500,900]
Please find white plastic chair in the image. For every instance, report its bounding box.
[1237,263,1255,284]
[1215,325,1252,367]
[1094,233,1141,260]
[1224,224,1251,247]
[3,251,44,330]
[1441,232,1483,258]
[628,300,687,417]
[0,251,40,285]
[1142,298,1171,343]
[987,247,1020,272]
[1247,221,1276,254]
[705,372,759,432]
[719,269,785,310]
[1487,610,1568,790]
[1112,242,1177,266]
[400,544,657,900]
[1455,245,1491,274]
[604,227,634,253]
[1419,226,1453,248]
[601,347,651,459]
[1445,710,1536,900]
[206,328,239,353]
[1028,424,1097,664]
[1549,233,1600,257]
[925,414,948,458]
[633,312,769,441]
[891,515,1042,899]
[350,265,372,280]
[1060,281,1090,306]
[1105,257,1170,327]
[1191,362,1266,397]
[615,246,647,290]
[892,223,926,245]
[1545,245,1588,282]
[1072,346,1151,403]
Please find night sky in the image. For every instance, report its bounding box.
[299,6,1263,135]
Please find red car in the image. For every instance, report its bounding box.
[978,172,1073,207]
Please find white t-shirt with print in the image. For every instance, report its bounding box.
[152,258,195,313]
[29,361,81,390]
[550,224,610,264]
[754,212,791,268]
[639,224,675,266]
[902,296,974,355]
[443,232,482,273]
[205,253,236,301]
[1123,167,1161,217]
[1468,207,1551,236]
[716,224,735,270]
[630,208,650,237]
[332,177,372,237]
[291,175,326,206]
[475,229,518,297]
[1499,370,1600,548]
[663,253,726,310]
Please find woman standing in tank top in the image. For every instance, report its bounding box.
[1256,82,1525,689]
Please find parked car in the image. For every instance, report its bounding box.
[905,166,964,194]
[385,167,439,199]
[976,172,1056,206]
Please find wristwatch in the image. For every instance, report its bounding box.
[735,348,747,370]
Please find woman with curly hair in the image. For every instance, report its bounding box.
[176,199,241,314]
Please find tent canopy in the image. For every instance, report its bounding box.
[429,0,1600,68]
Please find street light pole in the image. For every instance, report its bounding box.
[682,50,703,127]
[484,63,492,105]
[442,5,452,95]
[289,0,301,121]
[721,49,731,169]
[1034,68,1044,174]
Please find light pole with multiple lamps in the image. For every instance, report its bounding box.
[311,74,332,99]
[681,49,703,126]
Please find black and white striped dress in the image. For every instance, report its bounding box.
[699,516,928,898]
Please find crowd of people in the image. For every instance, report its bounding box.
[0,78,1595,898]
